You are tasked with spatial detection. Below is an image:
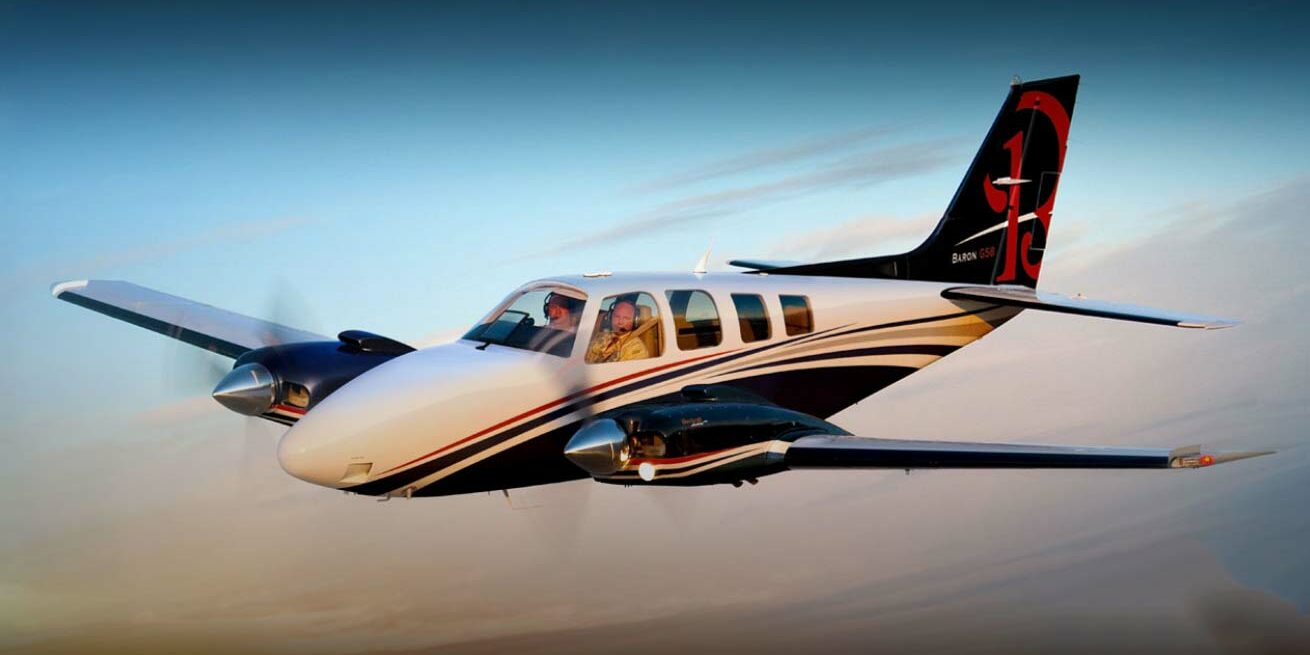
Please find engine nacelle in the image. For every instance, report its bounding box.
[563,385,847,486]
[211,330,414,423]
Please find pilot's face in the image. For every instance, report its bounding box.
[546,297,573,325]
[611,302,636,333]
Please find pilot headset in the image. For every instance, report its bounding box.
[543,292,576,318]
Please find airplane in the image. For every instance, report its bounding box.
[52,74,1271,499]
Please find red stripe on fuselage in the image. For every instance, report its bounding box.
[378,349,736,475]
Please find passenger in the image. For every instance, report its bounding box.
[544,292,581,331]
[586,298,650,363]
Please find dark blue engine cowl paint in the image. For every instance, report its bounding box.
[233,332,414,413]
[612,384,849,446]
[575,384,851,486]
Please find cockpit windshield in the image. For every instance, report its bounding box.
[463,287,586,357]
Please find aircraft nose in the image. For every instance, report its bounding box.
[277,426,337,487]
[271,342,531,493]
[277,419,373,489]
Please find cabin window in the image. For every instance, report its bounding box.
[731,293,771,343]
[464,287,585,357]
[586,293,663,363]
[665,290,722,350]
[780,294,813,335]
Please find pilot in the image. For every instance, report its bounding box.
[586,297,650,363]
[544,292,581,331]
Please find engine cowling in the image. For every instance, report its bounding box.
[211,330,415,423]
[563,385,847,486]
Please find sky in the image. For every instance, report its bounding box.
[3,1,1309,653]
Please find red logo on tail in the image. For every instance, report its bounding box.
[987,91,1070,283]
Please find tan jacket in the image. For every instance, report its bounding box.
[586,330,651,363]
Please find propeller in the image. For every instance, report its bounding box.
[162,281,321,484]
[539,304,703,532]
[497,318,602,542]
[167,281,320,398]
[166,338,231,396]
[163,339,270,486]
[258,278,322,348]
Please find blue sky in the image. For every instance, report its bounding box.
[5,1,1307,425]
[3,2,1309,651]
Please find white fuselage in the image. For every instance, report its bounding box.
[277,272,1018,496]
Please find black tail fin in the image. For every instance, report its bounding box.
[765,74,1079,288]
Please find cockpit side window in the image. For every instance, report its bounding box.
[586,293,663,364]
[666,290,722,350]
[464,288,585,357]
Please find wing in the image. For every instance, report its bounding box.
[942,285,1237,330]
[784,436,1272,470]
[52,280,327,358]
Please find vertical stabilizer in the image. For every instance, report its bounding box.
[763,75,1079,288]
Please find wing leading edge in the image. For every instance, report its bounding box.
[52,280,327,358]
[784,436,1272,470]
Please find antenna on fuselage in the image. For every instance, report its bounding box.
[693,240,714,275]
[502,489,541,510]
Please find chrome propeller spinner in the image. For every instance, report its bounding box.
[563,418,628,477]
[211,363,277,416]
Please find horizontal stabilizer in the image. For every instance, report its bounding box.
[728,259,806,271]
[942,285,1238,329]
[52,280,327,358]
[784,435,1272,470]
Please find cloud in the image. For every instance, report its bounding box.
[421,536,1310,655]
[0,216,313,296]
[521,207,732,259]
[5,180,1309,654]
[410,327,468,349]
[1190,588,1310,653]
[130,395,224,428]
[625,126,897,193]
[526,139,958,259]
[760,212,938,261]
[659,139,956,211]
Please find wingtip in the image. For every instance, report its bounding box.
[50,279,89,299]
[1178,318,1241,330]
[1211,450,1276,465]
[1169,445,1274,468]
